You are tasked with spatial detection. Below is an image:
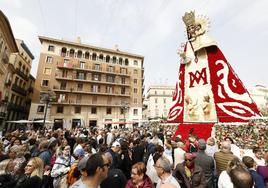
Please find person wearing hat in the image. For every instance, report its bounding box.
[195,139,215,188]
[107,141,121,169]
[173,152,206,188]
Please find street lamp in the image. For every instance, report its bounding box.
[40,91,56,128]
[121,101,129,128]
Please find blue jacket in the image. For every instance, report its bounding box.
[249,169,265,188]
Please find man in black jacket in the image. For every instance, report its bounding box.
[100,152,127,188]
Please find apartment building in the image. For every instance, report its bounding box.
[144,85,175,119]
[5,39,34,130]
[0,10,19,130]
[29,36,144,129]
[248,85,268,113]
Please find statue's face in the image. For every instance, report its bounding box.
[187,23,202,40]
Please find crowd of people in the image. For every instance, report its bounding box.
[0,123,267,188]
[214,119,268,153]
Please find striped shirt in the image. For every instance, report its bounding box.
[214,150,236,176]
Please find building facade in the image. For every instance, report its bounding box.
[5,39,34,130]
[29,36,144,129]
[144,85,175,120]
[248,85,268,114]
[0,10,19,131]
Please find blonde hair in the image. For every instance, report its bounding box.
[0,159,12,175]
[28,157,44,179]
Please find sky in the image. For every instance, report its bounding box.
[1,0,268,90]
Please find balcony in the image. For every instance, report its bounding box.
[52,100,125,107]
[57,62,74,69]
[7,103,27,113]
[55,74,73,81]
[16,68,29,81]
[57,61,130,77]
[53,88,131,97]
[2,51,9,64]
[11,84,27,96]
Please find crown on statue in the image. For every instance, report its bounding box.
[182,11,195,27]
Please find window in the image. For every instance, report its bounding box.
[77,72,85,80]
[99,54,104,61]
[134,88,138,93]
[112,56,117,63]
[60,82,66,90]
[163,98,166,103]
[80,61,85,69]
[37,105,44,113]
[106,86,113,94]
[134,79,137,84]
[77,83,83,91]
[155,98,158,103]
[119,58,123,65]
[121,77,125,84]
[92,85,99,92]
[64,59,70,67]
[91,107,97,114]
[58,94,66,102]
[106,107,112,114]
[106,75,114,83]
[107,66,114,72]
[92,74,100,81]
[94,64,100,70]
[46,56,53,63]
[125,59,129,66]
[48,45,55,52]
[42,80,49,87]
[120,68,127,74]
[134,60,138,66]
[105,55,110,63]
[134,69,138,74]
[85,52,90,59]
[77,50,82,58]
[57,106,64,113]
[163,91,166,95]
[133,109,138,116]
[44,68,51,75]
[92,53,97,60]
[121,87,126,94]
[75,106,81,114]
[69,49,75,57]
[155,91,157,95]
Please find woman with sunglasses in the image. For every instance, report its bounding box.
[16,157,44,188]
[125,162,153,188]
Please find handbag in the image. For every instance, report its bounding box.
[53,173,68,188]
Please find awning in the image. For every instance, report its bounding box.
[33,120,54,124]
[6,120,33,124]
[103,121,136,124]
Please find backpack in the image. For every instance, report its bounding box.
[67,163,80,186]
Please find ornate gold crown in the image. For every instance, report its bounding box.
[182,11,195,27]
